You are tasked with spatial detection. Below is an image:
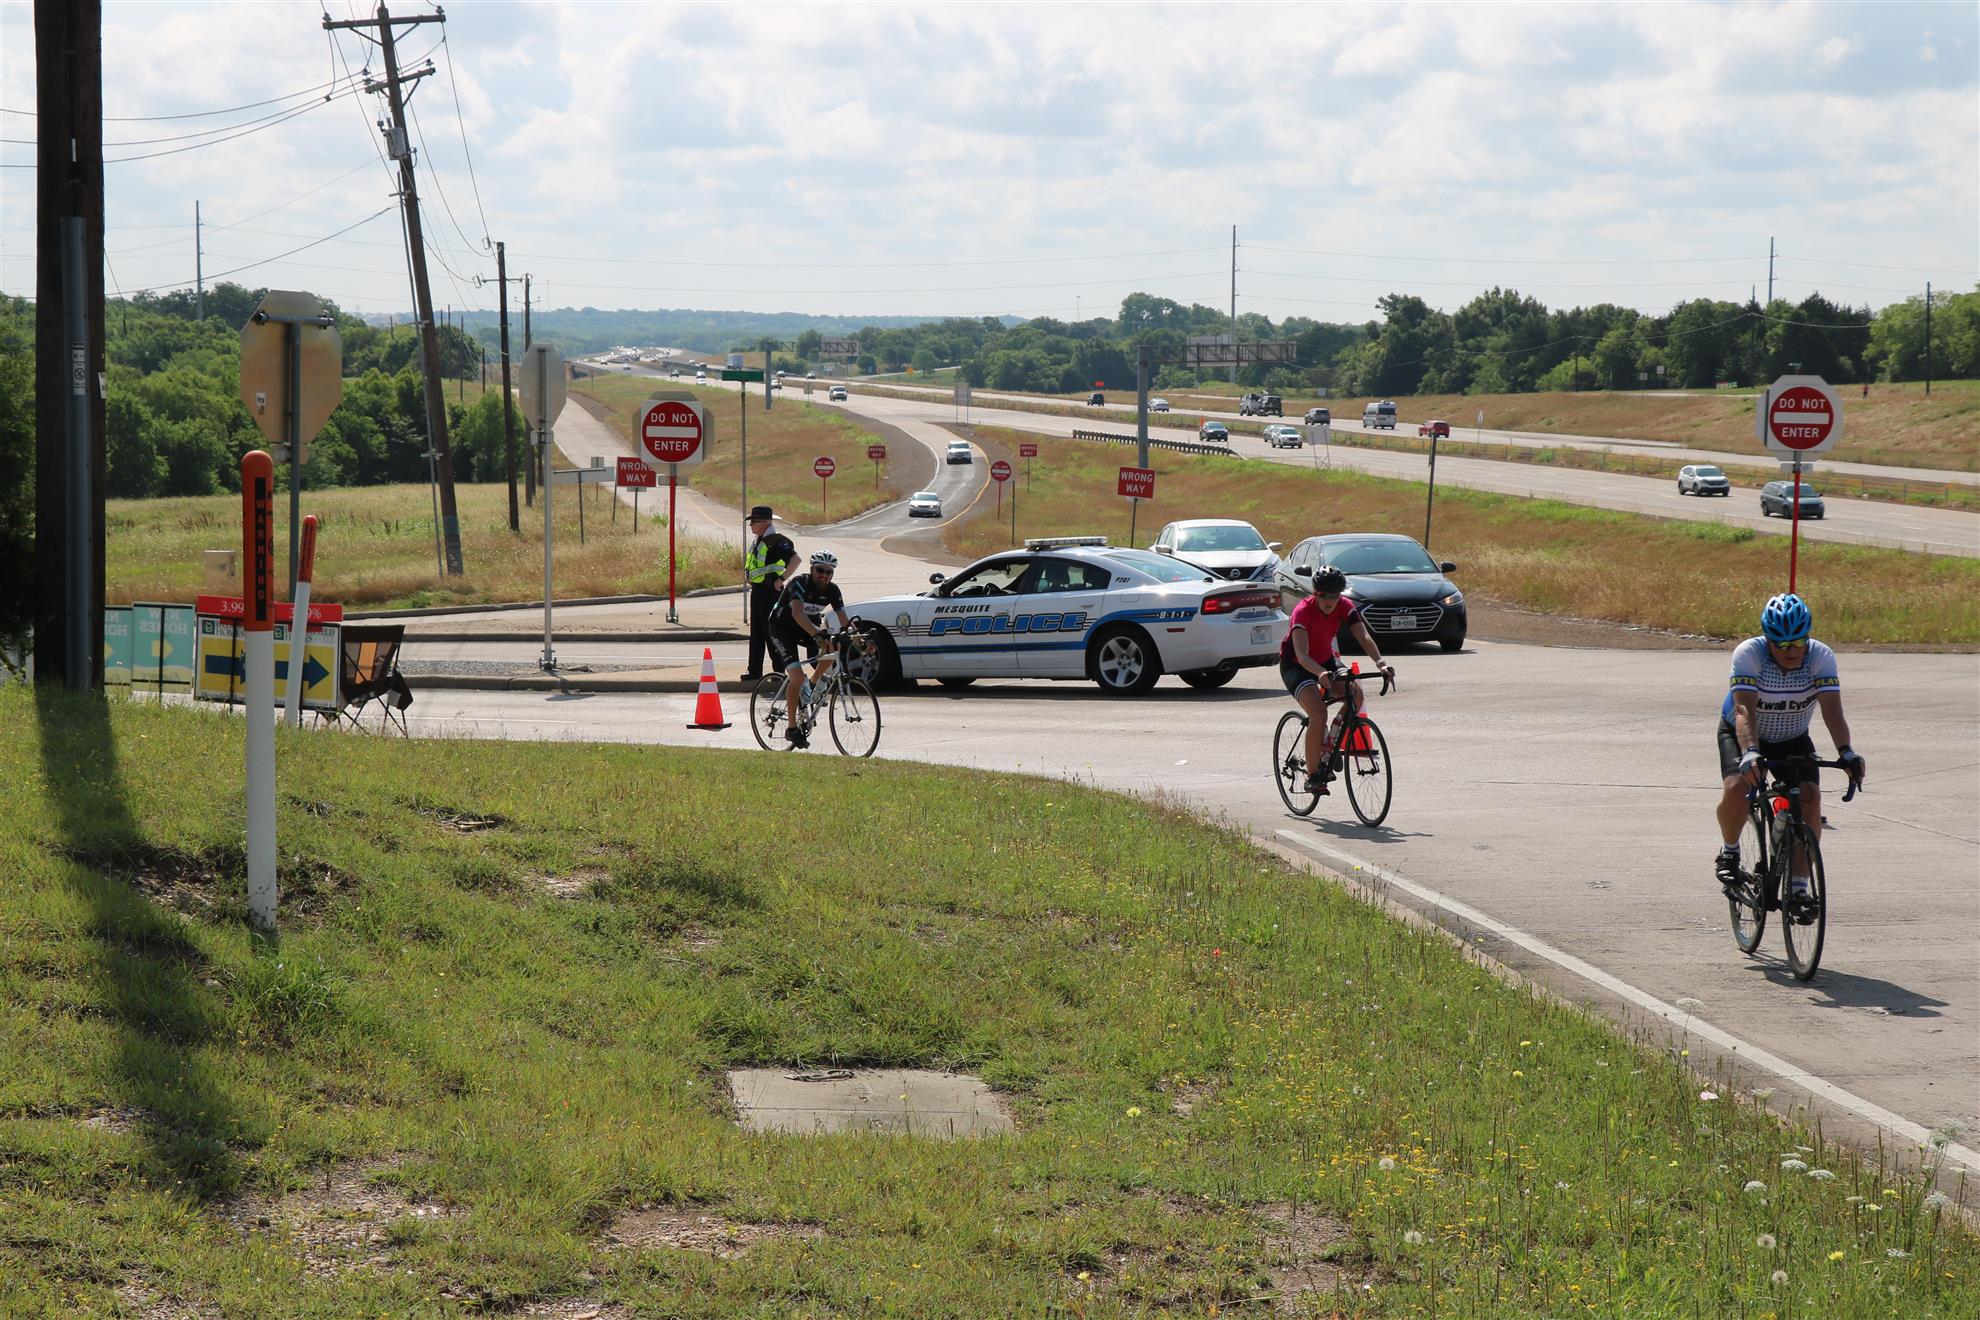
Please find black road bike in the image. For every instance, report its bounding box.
[749,628,882,757]
[1273,665,1395,826]
[1726,757,1860,981]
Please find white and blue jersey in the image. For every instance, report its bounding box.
[1721,636,1840,743]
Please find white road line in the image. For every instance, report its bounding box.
[1276,830,1980,1177]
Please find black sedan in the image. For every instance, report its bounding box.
[1276,532,1466,652]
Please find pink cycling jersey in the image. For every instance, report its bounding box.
[1281,594,1357,663]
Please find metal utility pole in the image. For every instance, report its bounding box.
[762,337,776,410]
[1766,236,1775,305]
[1229,224,1238,385]
[326,3,465,575]
[195,201,204,319]
[35,0,106,690]
[1924,282,1933,397]
[523,274,532,348]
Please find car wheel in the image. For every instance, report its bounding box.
[936,676,976,690]
[1439,634,1465,653]
[1088,625,1162,696]
[1677,483,1688,495]
[856,624,904,690]
[1179,662,1238,690]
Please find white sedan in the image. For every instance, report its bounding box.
[847,536,1287,695]
[907,490,943,518]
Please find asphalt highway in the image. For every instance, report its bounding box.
[397,640,1979,1177]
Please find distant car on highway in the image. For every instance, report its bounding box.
[1362,401,1397,429]
[1151,398,1171,412]
[1152,518,1281,582]
[1303,407,1331,425]
[806,372,817,379]
[1418,419,1450,439]
[907,490,943,518]
[1262,423,1303,449]
[1238,391,1282,417]
[1276,532,1466,653]
[846,536,1287,695]
[828,385,848,401]
[694,369,707,383]
[1199,420,1230,443]
[1760,480,1825,519]
[1087,392,1106,406]
[945,440,973,465]
[1677,464,1732,496]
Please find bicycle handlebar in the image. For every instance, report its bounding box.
[1334,666,1396,697]
[1750,754,1863,803]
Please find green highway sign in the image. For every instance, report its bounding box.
[720,369,764,382]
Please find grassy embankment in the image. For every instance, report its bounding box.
[846,381,1980,508]
[572,375,906,524]
[104,481,731,612]
[4,688,1974,1316]
[949,429,1980,646]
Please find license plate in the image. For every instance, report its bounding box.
[1391,615,1418,630]
[1250,625,1270,645]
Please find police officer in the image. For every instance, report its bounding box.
[741,505,796,681]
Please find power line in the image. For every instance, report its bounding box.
[519,269,1231,297]
[118,206,394,295]
[204,157,388,232]
[406,98,485,259]
[101,92,354,164]
[1246,243,1756,267]
[2,74,353,123]
[1244,266,1756,292]
[439,32,491,249]
[96,79,366,147]
[503,244,1229,271]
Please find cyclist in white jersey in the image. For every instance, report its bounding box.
[1713,593,1865,898]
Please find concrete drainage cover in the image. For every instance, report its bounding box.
[727,1068,1012,1137]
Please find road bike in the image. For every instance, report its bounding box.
[1725,757,1860,981]
[1273,664,1395,826]
[748,627,882,757]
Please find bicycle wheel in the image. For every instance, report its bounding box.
[749,674,792,751]
[1729,805,1770,955]
[1780,822,1827,981]
[1273,711,1318,817]
[828,677,882,757]
[1341,714,1393,828]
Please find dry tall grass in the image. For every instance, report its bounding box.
[947,429,1979,645]
[572,376,905,522]
[105,482,732,611]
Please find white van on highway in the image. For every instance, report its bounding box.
[1362,401,1397,430]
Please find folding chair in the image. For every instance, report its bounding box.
[329,624,414,734]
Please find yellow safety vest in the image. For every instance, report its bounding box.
[746,535,790,585]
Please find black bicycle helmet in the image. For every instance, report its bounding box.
[1313,566,1348,594]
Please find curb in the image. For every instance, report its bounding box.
[403,630,748,644]
[415,673,717,694]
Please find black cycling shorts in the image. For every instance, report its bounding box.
[767,621,821,674]
[1280,655,1340,697]
[1716,717,1818,786]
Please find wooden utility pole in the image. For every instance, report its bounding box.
[35,0,106,689]
[495,242,518,529]
[324,4,464,574]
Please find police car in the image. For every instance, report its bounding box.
[847,537,1287,695]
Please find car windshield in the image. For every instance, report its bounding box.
[1174,525,1266,553]
[947,442,969,450]
[1697,467,1724,478]
[913,491,936,501]
[1323,540,1439,575]
[1104,549,1211,583]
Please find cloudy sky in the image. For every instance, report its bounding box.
[2,1,1974,325]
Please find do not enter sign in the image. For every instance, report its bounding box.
[813,456,836,479]
[640,398,708,468]
[1761,375,1842,457]
[989,459,1012,482]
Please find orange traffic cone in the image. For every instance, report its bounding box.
[687,647,731,730]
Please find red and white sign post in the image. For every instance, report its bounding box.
[867,443,886,491]
[814,455,836,519]
[240,450,277,933]
[990,458,1013,537]
[1118,465,1155,545]
[284,514,318,729]
[639,397,709,623]
[1759,375,1843,592]
[1019,440,1038,489]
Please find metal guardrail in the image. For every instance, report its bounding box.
[1069,429,1234,457]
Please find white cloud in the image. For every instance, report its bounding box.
[0,0,1973,322]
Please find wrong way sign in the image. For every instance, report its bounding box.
[640,397,709,468]
[1761,375,1842,457]
[1118,466,1155,499]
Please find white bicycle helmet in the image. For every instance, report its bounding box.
[809,551,839,569]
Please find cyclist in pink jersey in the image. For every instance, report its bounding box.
[1280,566,1394,795]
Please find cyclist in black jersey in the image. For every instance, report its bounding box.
[769,551,856,747]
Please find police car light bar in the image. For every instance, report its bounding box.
[1023,536,1110,550]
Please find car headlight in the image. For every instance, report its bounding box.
[1442,591,1464,607]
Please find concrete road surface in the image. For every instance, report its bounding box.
[397,640,1979,1177]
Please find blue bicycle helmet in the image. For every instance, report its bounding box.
[1760,592,1811,644]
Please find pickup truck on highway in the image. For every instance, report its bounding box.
[1238,392,1282,417]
